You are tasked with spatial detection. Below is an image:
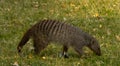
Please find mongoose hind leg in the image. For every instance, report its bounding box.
[33,37,48,55]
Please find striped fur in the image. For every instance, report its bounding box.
[17,19,101,58]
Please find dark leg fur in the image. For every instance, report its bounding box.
[33,37,48,55]
[62,45,69,58]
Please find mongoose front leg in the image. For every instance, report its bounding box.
[62,45,69,58]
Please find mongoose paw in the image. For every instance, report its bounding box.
[64,54,69,58]
[59,52,69,58]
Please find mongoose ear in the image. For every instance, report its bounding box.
[90,39,96,49]
[91,38,97,45]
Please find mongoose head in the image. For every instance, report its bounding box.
[88,38,101,56]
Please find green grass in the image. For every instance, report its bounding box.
[0,0,120,66]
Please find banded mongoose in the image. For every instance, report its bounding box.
[17,19,101,58]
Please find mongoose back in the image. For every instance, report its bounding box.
[17,19,101,58]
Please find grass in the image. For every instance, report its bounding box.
[0,0,120,66]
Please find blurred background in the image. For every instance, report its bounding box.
[0,0,120,66]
